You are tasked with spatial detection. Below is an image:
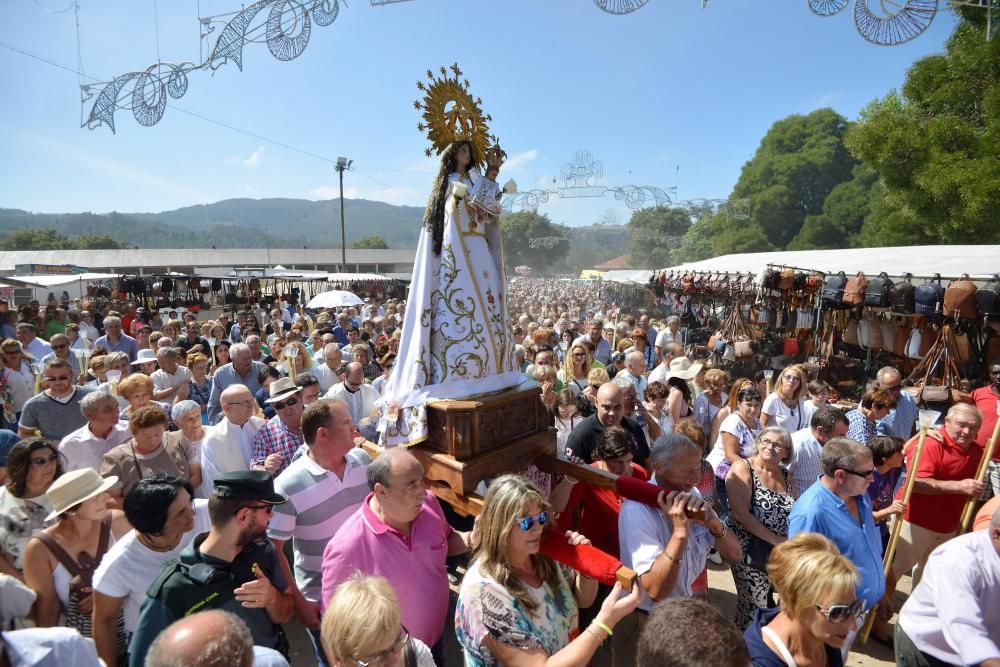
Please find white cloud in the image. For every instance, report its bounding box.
[242,145,264,167]
[814,93,837,108]
[504,148,539,172]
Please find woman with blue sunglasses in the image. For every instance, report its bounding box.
[455,474,641,667]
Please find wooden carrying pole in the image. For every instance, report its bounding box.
[859,423,933,644]
[958,410,1000,533]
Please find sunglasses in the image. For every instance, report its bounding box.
[51,343,69,350]
[272,396,299,411]
[815,599,864,623]
[838,467,875,480]
[45,375,72,383]
[30,452,59,467]
[245,504,275,514]
[516,511,548,532]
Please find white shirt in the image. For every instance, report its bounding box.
[58,422,132,473]
[898,529,1000,665]
[325,382,379,426]
[150,366,192,393]
[92,500,211,642]
[761,392,806,433]
[654,328,681,351]
[23,337,51,360]
[648,361,670,387]
[788,428,824,499]
[199,416,266,497]
[311,363,340,393]
[618,483,714,611]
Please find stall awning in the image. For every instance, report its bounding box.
[658,246,1000,281]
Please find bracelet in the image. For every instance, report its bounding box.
[663,550,681,563]
[711,523,728,539]
[584,627,604,643]
[593,621,613,637]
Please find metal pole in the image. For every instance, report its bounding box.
[338,167,347,270]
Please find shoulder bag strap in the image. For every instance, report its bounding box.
[760,626,798,667]
[34,531,84,578]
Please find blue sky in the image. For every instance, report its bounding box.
[0,0,959,229]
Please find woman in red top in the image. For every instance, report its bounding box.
[549,425,649,560]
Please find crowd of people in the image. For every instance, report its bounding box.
[0,290,998,667]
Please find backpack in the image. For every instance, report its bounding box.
[822,272,847,309]
[842,272,869,307]
[914,274,944,316]
[864,272,893,308]
[943,274,978,320]
[977,274,1000,319]
[890,274,915,314]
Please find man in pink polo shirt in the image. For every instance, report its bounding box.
[320,447,471,659]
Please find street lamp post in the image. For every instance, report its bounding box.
[335,157,353,270]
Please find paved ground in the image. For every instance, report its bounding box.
[283,555,907,666]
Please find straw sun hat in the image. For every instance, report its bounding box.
[45,469,118,521]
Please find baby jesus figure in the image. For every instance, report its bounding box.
[467,163,503,228]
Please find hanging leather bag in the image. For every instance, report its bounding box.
[975,274,1000,319]
[822,272,847,309]
[890,273,916,314]
[914,274,944,316]
[842,272,869,307]
[943,274,979,320]
[843,319,861,346]
[864,272,893,308]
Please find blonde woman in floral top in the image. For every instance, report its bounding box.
[455,474,640,666]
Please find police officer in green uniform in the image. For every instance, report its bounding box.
[128,470,295,667]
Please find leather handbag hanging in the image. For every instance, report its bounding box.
[864,272,893,308]
[867,314,884,350]
[822,272,847,308]
[843,319,861,346]
[975,274,1000,319]
[778,268,796,291]
[914,274,944,316]
[893,322,911,358]
[842,272,869,307]
[943,274,979,320]
[890,274,916,314]
[880,320,898,353]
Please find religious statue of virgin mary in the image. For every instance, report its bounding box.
[377,66,521,446]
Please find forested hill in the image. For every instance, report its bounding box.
[0,198,425,249]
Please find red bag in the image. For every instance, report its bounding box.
[783,336,800,356]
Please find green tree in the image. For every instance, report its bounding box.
[626,206,691,269]
[499,211,570,273]
[349,235,389,249]
[845,16,1000,244]
[74,234,128,249]
[714,108,858,252]
[0,229,72,250]
[672,216,716,264]
[788,165,878,249]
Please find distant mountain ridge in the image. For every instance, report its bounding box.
[0,197,426,249]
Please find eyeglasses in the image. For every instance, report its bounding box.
[51,343,68,350]
[272,396,299,411]
[353,628,409,667]
[30,452,59,467]
[758,439,788,451]
[45,375,72,383]
[245,504,274,514]
[815,599,864,623]
[838,467,875,480]
[516,511,548,532]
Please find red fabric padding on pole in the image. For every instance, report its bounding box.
[539,529,623,588]
[615,474,662,508]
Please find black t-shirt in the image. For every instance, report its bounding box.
[566,414,650,466]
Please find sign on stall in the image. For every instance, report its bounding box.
[14,264,90,275]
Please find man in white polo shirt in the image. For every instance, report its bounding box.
[150,347,192,404]
[58,390,131,472]
[269,399,370,666]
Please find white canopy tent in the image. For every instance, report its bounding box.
[604,246,1000,284]
[5,272,119,302]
